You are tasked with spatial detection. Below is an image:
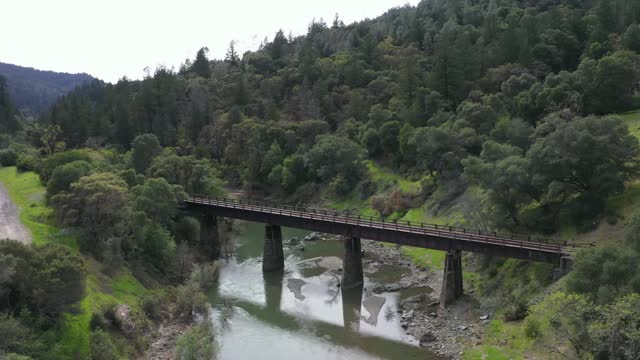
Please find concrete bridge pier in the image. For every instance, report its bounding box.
[199,211,220,259]
[342,237,363,289]
[440,249,463,308]
[263,224,284,272]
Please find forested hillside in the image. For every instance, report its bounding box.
[31,0,640,232]
[1,0,640,358]
[0,62,94,115]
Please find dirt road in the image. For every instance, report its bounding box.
[0,182,31,243]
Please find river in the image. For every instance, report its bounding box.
[207,221,444,360]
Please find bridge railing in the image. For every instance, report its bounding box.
[186,194,593,250]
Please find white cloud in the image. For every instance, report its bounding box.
[1,0,418,82]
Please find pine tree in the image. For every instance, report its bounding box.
[593,0,616,41]
[431,21,465,104]
[270,30,288,60]
[225,41,240,66]
[191,47,211,78]
[0,75,18,133]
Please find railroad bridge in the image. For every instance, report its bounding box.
[184,195,584,307]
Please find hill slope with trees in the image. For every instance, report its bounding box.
[1,0,640,358]
[0,62,94,115]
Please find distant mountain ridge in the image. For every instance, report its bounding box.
[0,62,95,115]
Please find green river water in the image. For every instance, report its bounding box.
[207,221,443,360]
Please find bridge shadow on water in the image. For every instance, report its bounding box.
[210,269,444,360]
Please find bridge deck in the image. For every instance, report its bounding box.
[185,195,588,263]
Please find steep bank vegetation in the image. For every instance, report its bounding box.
[1,0,640,358]
[0,166,221,359]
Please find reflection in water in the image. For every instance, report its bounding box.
[263,270,283,312]
[341,285,363,332]
[210,221,443,360]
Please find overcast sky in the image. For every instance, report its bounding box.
[1,0,418,83]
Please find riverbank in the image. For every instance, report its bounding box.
[361,240,490,359]
[0,167,156,358]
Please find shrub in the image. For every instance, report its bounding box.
[358,179,376,199]
[370,191,418,217]
[0,313,45,357]
[0,241,86,318]
[141,291,168,321]
[89,329,118,360]
[89,302,117,331]
[175,282,209,319]
[189,263,219,290]
[46,160,92,199]
[175,321,216,360]
[566,244,640,304]
[173,217,200,244]
[39,150,92,182]
[15,155,39,172]
[329,175,352,196]
[524,316,542,339]
[0,149,18,166]
[420,176,436,196]
[503,299,528,321]
[371,195,392,216]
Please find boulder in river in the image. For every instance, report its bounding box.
[304,232,322,241]
[419,332,437,345]
[286,237,301,245]
[372,283,412,294]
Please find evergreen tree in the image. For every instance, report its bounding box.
[225,41,240,66]
[0,75,18,133]
[191,47,211,78]
[269,30,288,61]
[593,0,616,41]
[131,133,162,174]
[431,21,465,103]
[621,24,640,53]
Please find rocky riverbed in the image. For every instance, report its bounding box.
[287,232,492,359]
[360,240,491,359]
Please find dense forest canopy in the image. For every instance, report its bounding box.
[0,62,94,115]
[31,0,640,233]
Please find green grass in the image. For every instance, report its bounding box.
[614,109,640,140]
[398,204,469,269]
[401,247,446,269]
[461,319,531,360]
[327,194,378,217]
[112,272,150,306]
[608,180,640,218]
[0,166,77,248]
[365,160,421,193]
[464,346,511,360]
[555,180,640,242]
[0,166,148,358]
[55,269,147,358]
